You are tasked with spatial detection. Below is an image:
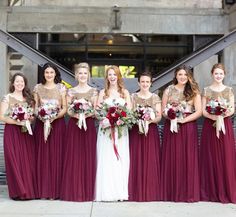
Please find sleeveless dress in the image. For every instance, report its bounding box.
[95,97,130,201]
[34,83,66,199]
[161,85,200,202]
[128,93,161,201]
[60,87,98,201]
[200,86,236,203]
[2,94,37,199]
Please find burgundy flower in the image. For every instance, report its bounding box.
[120,110,127,117]
[38,108,47,117]
[73,102,82,111]
[206,106,212,114]
[107,109,120,126]
[17,112,25,121]
[138,110,144,118]
[108,106,116,114]
[215,106,223,115]
[167,108,176,120]
[108,116,118,126]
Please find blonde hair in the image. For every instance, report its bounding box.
[74,62,91,81]
[104,65,125,99]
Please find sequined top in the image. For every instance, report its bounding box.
[131,93,161,110]
[203,86,234,103]
[67,87,98,104]
[165,84,195,113]
[1,94,28,110]
[34,83,66,108]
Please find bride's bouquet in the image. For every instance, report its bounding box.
[135,104,156,136]
[96,98,136,159]
[163,101,186,133]
[68,98,94,130]
[206,98,231,138]
[37,102,59,142]
[8,103,34,135]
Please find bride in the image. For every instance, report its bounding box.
[95,65,132,201]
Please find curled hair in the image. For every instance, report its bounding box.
[104,65,125,98]
[138,71,152,82]
[211,63,226,74]
[173,65,200,101]
[41,63,62,84]
[9,72,35,106]
[74,62,91,81]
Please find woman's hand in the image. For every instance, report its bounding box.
[17,120,26,126]
[177,118,185,124]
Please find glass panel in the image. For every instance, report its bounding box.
[91,65,137,78]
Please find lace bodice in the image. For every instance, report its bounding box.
[2,94,28,109]
[104,97,126,107]
[68,87,98,104]
[1,94,31,118]
[203,86,234,103]
[131,93,160,110]
[165,85,195,113]
[34,83,66,108]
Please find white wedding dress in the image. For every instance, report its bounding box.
[95,97,130,201]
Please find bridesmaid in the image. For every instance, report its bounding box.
[34,63,67,199]
[128,72,162,201]
[161,65,202,202]
[200,63,236,203]
[0,73,36,200]
[60,63,98,201]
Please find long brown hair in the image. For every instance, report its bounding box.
[9,72,35,106]
[104,65,125,98]
[173,65,200,101]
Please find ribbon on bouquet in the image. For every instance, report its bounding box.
[138,120,149,136]
[44,119,52,142]
[77,113,87,131]
[170,118,178,133]
[25,120,33,135]
[111,126,120,160]
[216,115,225,138]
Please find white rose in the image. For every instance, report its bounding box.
[150,111,156,120]
[101,118,111,129]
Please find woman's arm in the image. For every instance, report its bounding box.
[96,89,105,108]
[66,94,78,118]
[226,94,235,117]
[161,88,169,119]
[151,101,162,124]
[0,98,23,125]
[124,89,132,110]
[56,91,67,119]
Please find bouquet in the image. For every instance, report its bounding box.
[206,98,231,138]
[163,101,186,133]
[37,102,59,142]
[68,98,94,130]
[135,105,156,136]
[96,99,136,159]
[8,103,34,135]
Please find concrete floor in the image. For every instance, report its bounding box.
[1,185,236,217]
